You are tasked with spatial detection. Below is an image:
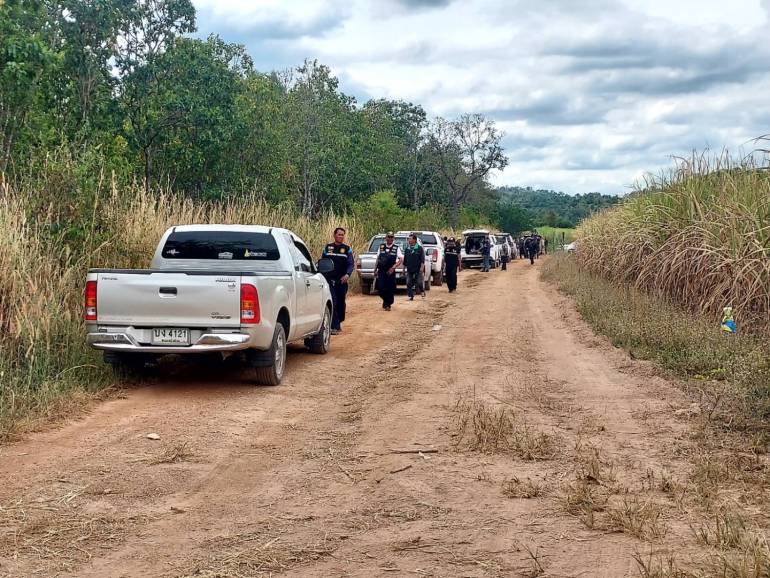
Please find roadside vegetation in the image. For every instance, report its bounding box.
[575,152,770,324]
[0,0,590,438]
[542,255,770,426]
[0,180,452,441]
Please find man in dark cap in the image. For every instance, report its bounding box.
[321,227,354,334]
[373,232,403,311]
[444,236,461,292]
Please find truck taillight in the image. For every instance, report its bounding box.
[432,251,438,262]
[240,283,260,324]
[84,280,97,321]
[356,258,361,269]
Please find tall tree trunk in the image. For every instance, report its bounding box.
[450,197,460,229]
[143,146,152,193]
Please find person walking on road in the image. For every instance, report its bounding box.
[500,239,509,270]
[444,236,461,292]
[524,235,538,265]
[481,236,492,272]
[321,227,354,335]
[403,234,426,300]
[374,232,402,311]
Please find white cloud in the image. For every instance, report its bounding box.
[193,0,770,194]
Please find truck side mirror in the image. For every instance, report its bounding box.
[317,258,335,274]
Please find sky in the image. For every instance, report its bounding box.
[191,0,770,195]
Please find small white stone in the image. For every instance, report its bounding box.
[146,433,161,440]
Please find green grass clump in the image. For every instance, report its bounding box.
[542,254,770,425]
[536,226,576,247]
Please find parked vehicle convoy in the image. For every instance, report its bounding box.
[85,225,334,385]
[396,230,445,286]
[460,229,500,269]
[356,233,432,295]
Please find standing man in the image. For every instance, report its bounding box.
[481,236,492,272]
[524,235,537,265]
[403,234,425,301]
[500,239,509,270]
[444,236,461,292]
[321,227,354,335]
[518,236,526,259]
[374,232,402,311]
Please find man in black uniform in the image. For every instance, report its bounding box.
[444,236,461,292]
[524,235,538,265]
[321,227,354,334]
[374,232,403,311]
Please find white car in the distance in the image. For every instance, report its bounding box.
[460,229,500,269]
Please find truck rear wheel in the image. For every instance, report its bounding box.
[306,307,331,354]
[251,324,286,386]
[432,270,443,287]
[361,280,372,295]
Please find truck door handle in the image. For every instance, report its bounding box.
[159,286,177,296]
[305,280,311,287]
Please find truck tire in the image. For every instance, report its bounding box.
[361,280,372,295]
[306,306,331,354]
[432,269,443,287]
[424,276,431,291]
[252,324,287,386]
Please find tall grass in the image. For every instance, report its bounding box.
[0,179,420,440]
[576,152,770,327]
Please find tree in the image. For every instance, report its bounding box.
[144,36,252,195]
[427,113,508,226]
[495,201,533,235]
[282,59,356,215]
[117,0,196,189]
[0,0,57,172]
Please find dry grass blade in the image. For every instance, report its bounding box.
[147,441,194,465]
[452,397,559,460]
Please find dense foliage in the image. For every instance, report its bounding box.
[0,0,552,233]
[499,187,621,228]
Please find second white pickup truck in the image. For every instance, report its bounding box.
[85,225,334,385]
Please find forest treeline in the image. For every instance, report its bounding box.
[1,0,607,233]
[500,187,621,228]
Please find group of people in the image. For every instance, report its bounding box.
[517,234,547,265]
[322,228,550,333]
[319,228,464,333]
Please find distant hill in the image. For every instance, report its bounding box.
[498,187,622,228]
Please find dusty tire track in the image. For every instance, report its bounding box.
[0,260,711,577]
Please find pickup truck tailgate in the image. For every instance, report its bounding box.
[96,272,241,328]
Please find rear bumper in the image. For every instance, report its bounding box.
[87,331,254,353]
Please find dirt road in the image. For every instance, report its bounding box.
[0,259,705,577]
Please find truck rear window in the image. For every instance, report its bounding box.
[161,231,280,261]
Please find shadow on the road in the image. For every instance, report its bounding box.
[115,344,316,392]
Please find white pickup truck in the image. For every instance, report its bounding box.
[85,225,334,385]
